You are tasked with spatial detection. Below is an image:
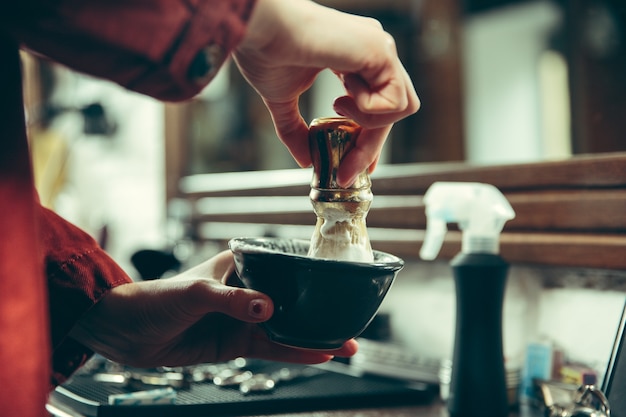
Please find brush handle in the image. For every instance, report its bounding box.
[307,117,373,262]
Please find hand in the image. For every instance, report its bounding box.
[234,0,420,187]
[69,250,357,368]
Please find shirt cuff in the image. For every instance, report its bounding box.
[164,0,257,99]
[39,206,133,386]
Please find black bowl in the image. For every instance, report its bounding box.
[229,237,404,350]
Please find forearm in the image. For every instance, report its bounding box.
[37,205,133,386]
[4,0,256,101]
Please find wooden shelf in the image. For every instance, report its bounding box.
[181,153,626,270]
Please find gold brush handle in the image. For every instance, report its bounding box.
[308,116,371,199]
[307,117,374,262]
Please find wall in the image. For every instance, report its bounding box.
[43,4,625,385]
[378,259,626,381]
[45,68,167,277]
[462,0,571,163]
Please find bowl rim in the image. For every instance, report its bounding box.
[228,236,404,269]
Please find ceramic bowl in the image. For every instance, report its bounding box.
[229,237,404,350]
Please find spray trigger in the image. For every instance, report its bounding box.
[419,182,515,260]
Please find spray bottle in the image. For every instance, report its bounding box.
[420,182,515,417]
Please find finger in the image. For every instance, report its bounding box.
[330,338,359,357]
[187,280,275,323]
[323,31,409,113]
[264,99,312,168]
[210,250,237,283]
[368,153,381,174]
[333,66,419,127]
[335,124,392,188]
[333,96,407,128]
[246,332,359,364]
[401,60,421,114]
[185,315,358,365]
[342,71,407,114]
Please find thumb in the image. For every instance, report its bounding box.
[335,124,391,187]
[187,280,275,323]
[264,100,311,168]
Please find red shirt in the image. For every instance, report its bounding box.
[0,1,255,415]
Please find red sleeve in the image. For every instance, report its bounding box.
[37,205,133,387]
[3,0,256,101]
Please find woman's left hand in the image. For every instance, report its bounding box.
[69,250,357,368]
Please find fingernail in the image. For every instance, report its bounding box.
[249,299,268,319]
[332,102,343,114]
[337,174,355,189]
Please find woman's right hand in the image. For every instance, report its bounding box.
[234,0,420,188]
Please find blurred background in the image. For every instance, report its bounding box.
[18,0,626,394]
[20,0,626,278]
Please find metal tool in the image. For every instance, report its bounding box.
[91,357,250,389]
[540,381,611,417]
[239,366,324,395]
[90,358,323,397]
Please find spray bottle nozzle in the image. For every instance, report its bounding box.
[419,182,515,260]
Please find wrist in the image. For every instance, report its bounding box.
[237,0,277,55]
[236,0,323,62]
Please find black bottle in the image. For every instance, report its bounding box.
[448,252,510,417]
[418,181,516,417]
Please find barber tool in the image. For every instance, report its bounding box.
[539,380,611,417]
[307,117,373,262]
